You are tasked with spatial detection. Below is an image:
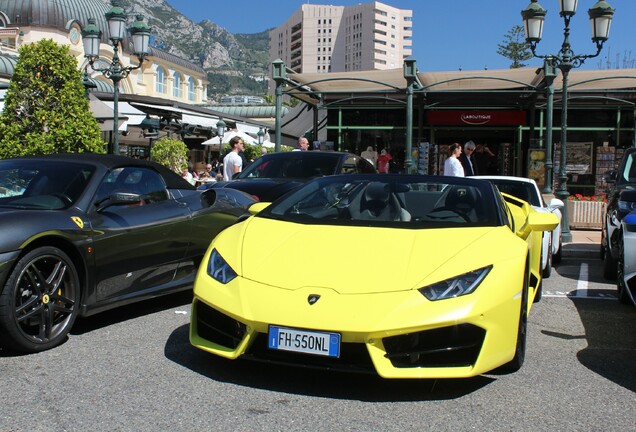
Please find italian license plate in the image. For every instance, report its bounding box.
[268,325,341,358]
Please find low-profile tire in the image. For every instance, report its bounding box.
[542,236,552,279]
[603,235,618,280]
[553,238,562,265]
[0,246,80,353]
[533,280,543,303]
[617,236,631,305]
[502,263,529,372]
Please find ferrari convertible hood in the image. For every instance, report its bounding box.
[238,217,520,294]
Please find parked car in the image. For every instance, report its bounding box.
[618,209,636,305]
[475,175,563,278]
[190,174,558,379]
[602,147,636,279]
[199,150,377,201]
[0,153,256,353]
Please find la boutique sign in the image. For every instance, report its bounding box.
[427,111,526,126]
[461,113,492,125]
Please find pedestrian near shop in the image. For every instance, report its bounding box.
[377,149,392,174]
[361,146,378,167]
[444,143,465,177]
[459,140,478,176]
[222,136,244,181]
[294,136,310,151]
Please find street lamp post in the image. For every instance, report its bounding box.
[257,127,265,146]
[216,118,226,142]
[207,118,226,164]
[403,58,417,174]
[82,0,151,155]
[272,59,287,153]
[522,0,614,242]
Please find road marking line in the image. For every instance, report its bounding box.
[577,263,589,298]
[543,294,616,300]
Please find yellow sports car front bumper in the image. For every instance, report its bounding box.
[190,257,526,379]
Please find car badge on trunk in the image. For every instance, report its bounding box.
[307,294,320,305]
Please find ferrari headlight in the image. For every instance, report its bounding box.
[618,199,636,213]
[419,265,492,301]
[207,249,237,284]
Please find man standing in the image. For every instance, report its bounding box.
[294,136,310,151]
[223,136,244,181]
[459,140,477,176]
[361,146,378,167]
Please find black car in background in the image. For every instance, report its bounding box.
[0,153,255,353]
[602,147,636,279]
[200,151,377,202]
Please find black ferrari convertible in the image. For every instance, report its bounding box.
[0,153,255,353]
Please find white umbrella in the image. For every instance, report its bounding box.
[202,130,258,146]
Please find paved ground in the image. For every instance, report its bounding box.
[567,229,601,245]
[563,229,601,258]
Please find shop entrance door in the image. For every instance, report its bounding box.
[426,127,519,176]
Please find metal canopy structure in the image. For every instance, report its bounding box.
[92,91,270,142]
[273,59,636,175]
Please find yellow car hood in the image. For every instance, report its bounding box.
[235,217,521,294]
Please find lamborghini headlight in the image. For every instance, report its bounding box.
[419,265,492,301]
[207,249,237,284]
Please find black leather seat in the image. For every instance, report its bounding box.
[349,182,410,221]
[444,185,478,221]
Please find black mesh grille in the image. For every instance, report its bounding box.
[383,324,486,368]
[242,333,375,374]
[195,301,247,349]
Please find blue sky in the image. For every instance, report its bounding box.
[166,0,635,71]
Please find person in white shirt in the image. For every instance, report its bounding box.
[222,137,245,181]
[443,143,465,177]
[181,167,195,185]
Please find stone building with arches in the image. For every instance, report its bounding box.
[0,0,270,162]
[0,0,208,103]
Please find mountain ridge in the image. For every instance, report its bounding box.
[113,0,271,100]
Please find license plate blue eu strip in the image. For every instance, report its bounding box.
[268,326,341,358]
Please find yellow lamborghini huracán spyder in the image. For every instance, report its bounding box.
[190,174,558,379]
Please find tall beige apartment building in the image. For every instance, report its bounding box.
[269,2,413,73]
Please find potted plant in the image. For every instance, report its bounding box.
[567,193,608,229]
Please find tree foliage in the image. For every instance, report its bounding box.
[150,136,189,173]
[497,25,533,69]
[0,39,105,158]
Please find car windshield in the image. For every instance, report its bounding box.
[487,180,541,206]
[237,153,340,179]
[621,151,636,183]
[257,175,501,228]
[0,160,95,210]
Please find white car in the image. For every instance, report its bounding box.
[475,176,563,278]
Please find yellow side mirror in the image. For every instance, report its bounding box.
[249,202,271,215]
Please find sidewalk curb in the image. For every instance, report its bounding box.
[562,243,600,259]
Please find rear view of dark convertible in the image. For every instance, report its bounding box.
[0,153,255,353]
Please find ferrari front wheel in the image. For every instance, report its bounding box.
[0,247,80,353]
